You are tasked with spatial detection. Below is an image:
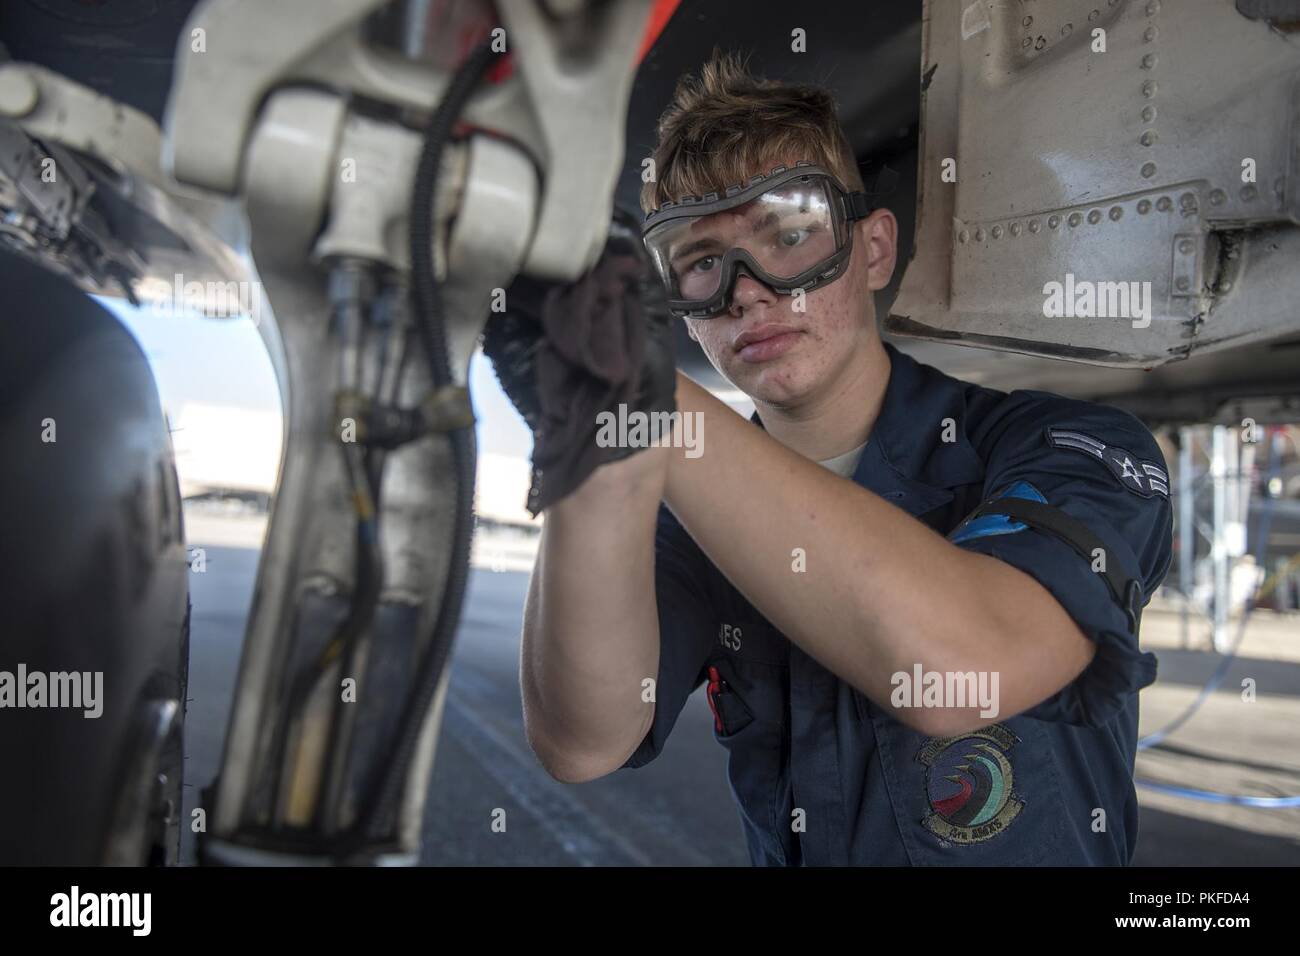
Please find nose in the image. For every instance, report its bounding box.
[727,272,778,316]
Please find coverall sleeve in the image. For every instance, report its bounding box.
[948,394,1174,727]
[620,503,716,768]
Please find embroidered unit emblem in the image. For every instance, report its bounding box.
[917,723,1025,844]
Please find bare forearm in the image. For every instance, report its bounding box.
[664,374,1092,732]
[520,448,667,780]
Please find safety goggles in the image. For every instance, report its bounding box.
[641,162,875,319]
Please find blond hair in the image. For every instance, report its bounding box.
[640,50,865,215]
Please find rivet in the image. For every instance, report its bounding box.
[1147,0,1160,14]
[1141,162,1157,178]
[1209,188,1226,205]
[1142,80,1157,98]
[1109,206,1123,221]
[1178,238,1194,254]
[1022,36,1033,48]
[958,229,970,243]
[1175,276,1190,291]
[1068,212,1083,227]
[1023,15,1033,26]
[1035,35,1046,50]
[1141,105,1157,122]
[1144,26,1157,42]
[1048,215,1061,229]
[1141,53,1157,69]
[1087,209,1102,224]
[974,227,985,241]
[1179,191,1197,208]
[1156,196,1172,212]
[1088,9,1101,21]
[1240,185,1257,201]
[1061,23,1073,35]
[1137,199,1152,214]
[1219,280,1233,292]
[991,225,1003,239]
[1140,130,1158,147]
[1009,221,1022,236]
[1028,219,1041,233]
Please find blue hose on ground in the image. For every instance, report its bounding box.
[1135,782,1300,808]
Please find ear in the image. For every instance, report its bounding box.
[862,208,899,292]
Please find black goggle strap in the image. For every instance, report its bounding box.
[844,190,872,222]
[843,166,899,222]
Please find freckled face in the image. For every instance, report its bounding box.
[683,215,881,409]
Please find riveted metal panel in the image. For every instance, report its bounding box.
[890,0,1300,368]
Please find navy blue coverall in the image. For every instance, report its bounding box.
[622,343,1173,866]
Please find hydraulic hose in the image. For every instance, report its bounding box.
[345,39,500,848]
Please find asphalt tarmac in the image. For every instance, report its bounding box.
[181,513,1299,866]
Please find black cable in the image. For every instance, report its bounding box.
[344,40,499,849]
[409,46,497,387]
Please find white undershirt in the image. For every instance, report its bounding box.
[817,439,869,479]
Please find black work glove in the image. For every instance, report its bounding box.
[482,206,677,516]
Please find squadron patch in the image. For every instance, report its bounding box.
[1046,427,1169,498]
[917,723,1024,845]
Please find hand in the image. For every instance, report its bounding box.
[482,206,677,515]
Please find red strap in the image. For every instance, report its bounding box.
[706,665,723,733]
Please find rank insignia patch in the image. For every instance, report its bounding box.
[917,723,1024,845]
[1046,427,1169,498]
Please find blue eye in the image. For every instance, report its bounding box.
[689,255,720,273]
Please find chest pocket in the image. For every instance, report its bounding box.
[864,700,1067,866]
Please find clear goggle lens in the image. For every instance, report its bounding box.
[644,179,845,304]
